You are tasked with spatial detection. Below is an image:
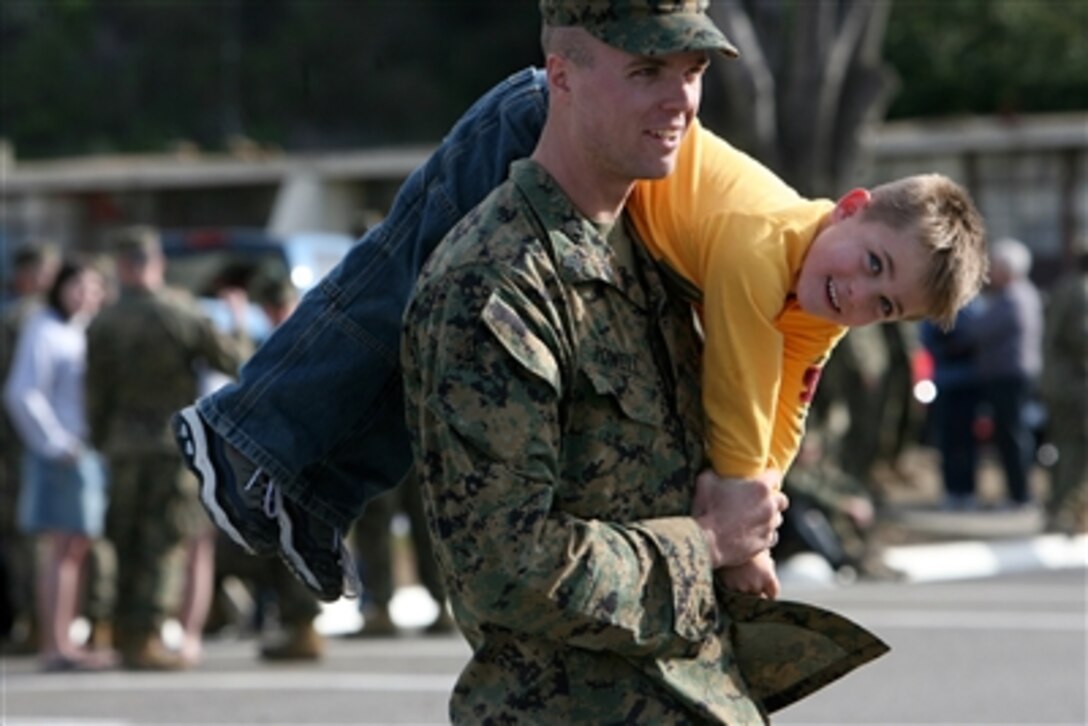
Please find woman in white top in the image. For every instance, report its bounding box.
[4,257,112,670]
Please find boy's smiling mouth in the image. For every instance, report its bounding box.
[826,277,842,313]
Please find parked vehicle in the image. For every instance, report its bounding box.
[161,228,354,342]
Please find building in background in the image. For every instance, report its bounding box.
[3,111,1086,290]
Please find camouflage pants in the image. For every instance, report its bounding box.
[0,452,34,631]
[215,535,321,628]
[352,472,445,609]
[105,453,206,635]
[1046,398,1087,527]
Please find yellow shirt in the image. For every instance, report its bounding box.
[630,121,847,477]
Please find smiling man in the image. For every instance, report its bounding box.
[399,2,952,723]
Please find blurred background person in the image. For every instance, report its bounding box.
[243,277,326,661]
[966,238,1045,508]
[1,243,60,651]
[86,226,247,670]
[1040,237,1087,534]
[775,432,903,582]
[3,256,115,671]
[921,300,985,510]
[350,468,453,638]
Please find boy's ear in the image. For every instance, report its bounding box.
[833,188,872,221]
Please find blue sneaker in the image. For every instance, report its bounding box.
[174,405,359,601]
[173,406,279,556]
[272,488,360,603]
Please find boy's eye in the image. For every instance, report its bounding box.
[867,252,883,274]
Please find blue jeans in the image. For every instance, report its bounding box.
[198,68,548,530]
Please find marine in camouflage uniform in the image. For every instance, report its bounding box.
[404,155,886,721]
[1041,241,1088,533]
[86,227,247,668]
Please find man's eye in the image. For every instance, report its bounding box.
[868,253,883,274]
[880,297,894,317]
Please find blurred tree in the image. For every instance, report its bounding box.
[885,0,1088,118]
[0,0,1084,161]
[703,0,897,196]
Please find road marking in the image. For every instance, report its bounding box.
[845,608,1087,631]
[883,534,1088,582]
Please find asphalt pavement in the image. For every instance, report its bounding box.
[3,446,1085,725]
[3,568,1084,725]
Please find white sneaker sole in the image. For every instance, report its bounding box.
[177,406,254,554]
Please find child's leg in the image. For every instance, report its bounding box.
[195,68,548,531]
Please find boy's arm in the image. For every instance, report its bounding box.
[767,305,847,472]
[697,215,792,478]
[629,119,801,280]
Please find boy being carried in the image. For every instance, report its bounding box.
[631,148,987,596]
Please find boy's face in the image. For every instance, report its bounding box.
[796,189,930,327]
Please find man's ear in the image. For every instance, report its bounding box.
[833,188,872,222]
[545,53,570,95]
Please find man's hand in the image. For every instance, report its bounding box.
[693,468,787,569]
[716,549,780,599]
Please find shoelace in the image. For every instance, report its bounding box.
[268,486,361,599]
[240,468,279,520]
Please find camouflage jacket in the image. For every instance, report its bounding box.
[86,285,245,456]
[402,160,886,724]
[1042,270,1088,403]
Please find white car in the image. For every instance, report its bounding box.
[162,227,354,343]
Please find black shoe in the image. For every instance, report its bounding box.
[272,488,360,603]
[173,405,279,556]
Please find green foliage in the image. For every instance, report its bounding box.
[1,0,1083,159]
[1,0,540,159]
[885,0,1088,117]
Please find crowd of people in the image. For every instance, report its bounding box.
[921,236,1086,532]
[1,4,1084,722]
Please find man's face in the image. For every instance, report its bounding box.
[567,35,709,183]
[795,191,930,327]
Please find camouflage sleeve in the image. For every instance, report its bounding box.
[192,315,247,375]
[405,264,715,661]
[84,317,116,451]
[167,295,248,376]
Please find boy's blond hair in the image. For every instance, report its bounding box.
[863,173,988,330]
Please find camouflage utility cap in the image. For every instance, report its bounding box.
[540,0,738,58]
[111,225,162,261]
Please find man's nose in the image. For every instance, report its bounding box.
[661,77,700,114]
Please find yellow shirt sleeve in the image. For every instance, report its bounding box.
[694,207,844,478]
[629,123,845,478]
[629,119,803,286]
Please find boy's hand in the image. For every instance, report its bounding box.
[716,550,780,599]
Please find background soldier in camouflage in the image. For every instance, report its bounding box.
[1041,237,1087,533]
[402,2,884,723]
[86,227,247,670]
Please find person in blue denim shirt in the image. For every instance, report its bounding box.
[174,68,550,600]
